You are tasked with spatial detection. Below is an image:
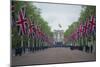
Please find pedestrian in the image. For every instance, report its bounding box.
[18,46,22,56]
[23,46,26,53]
[90,45,93,53]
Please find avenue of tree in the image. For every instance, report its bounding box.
[64,5,96,46]
[12,1,53,48]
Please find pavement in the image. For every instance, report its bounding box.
[11,47,96,66]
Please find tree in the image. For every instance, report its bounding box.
[11,1,53,48]
[64,5,96,46]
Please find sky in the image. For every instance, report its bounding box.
[33,2,82,32]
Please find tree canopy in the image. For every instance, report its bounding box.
[11,1,53,48]
[64,5,96,37]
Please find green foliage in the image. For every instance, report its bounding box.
[64,5,96,37]
[64,5,96,45]
[79,6,96,22]
[11,1,53,48]
[64,21,79,37]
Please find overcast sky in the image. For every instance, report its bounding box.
[33,2,82,32]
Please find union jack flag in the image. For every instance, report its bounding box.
[16,7,27,35]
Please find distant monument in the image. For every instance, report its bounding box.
[53,30,64,45]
